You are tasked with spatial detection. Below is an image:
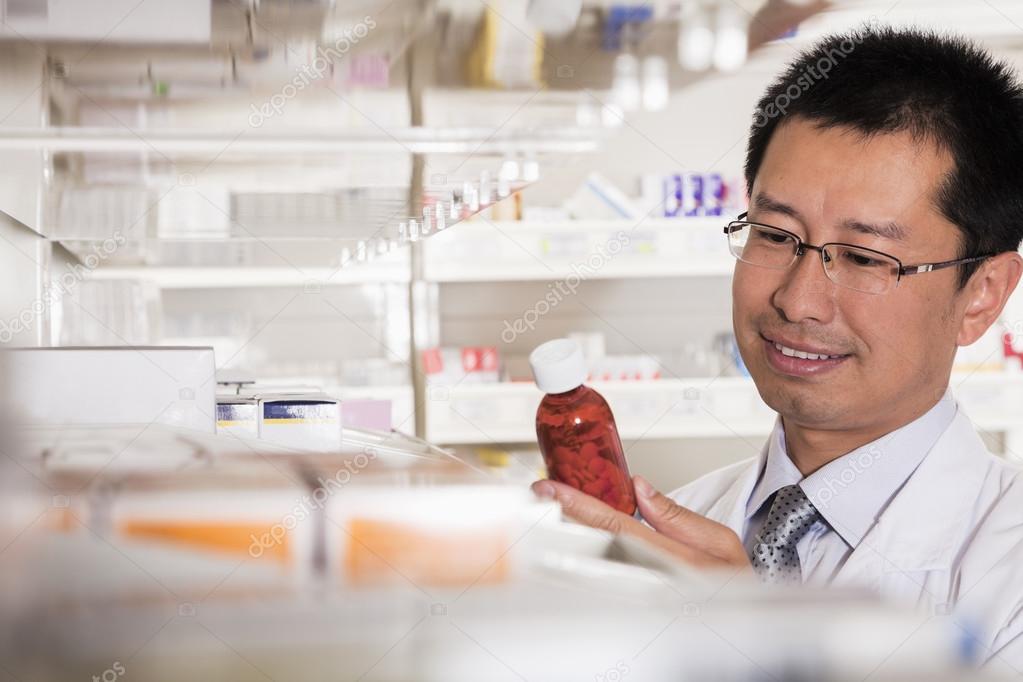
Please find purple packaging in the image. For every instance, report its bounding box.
[340,399,393,432]
[663,174,682,217]
[682,173,703,217]
[703,173,725,216]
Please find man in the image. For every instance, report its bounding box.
[533,26,1023,669]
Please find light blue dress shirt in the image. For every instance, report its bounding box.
[742,390,958,584]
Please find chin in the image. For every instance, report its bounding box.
[772,392,840,425]
[753,371,845,425]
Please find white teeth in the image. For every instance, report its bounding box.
[773,342,843,361]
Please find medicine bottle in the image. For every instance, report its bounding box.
[529,339,637,515]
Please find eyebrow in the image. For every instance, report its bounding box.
[839,218,907,243]
[751,194,800,220]
[750,193,908,243]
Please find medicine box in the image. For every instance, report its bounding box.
[257,393,342,452]
[5,346,216,433]
[215,396,259,439]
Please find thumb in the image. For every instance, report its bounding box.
[634,475,702,539]
[633,475,741,561]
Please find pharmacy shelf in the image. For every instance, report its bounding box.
[421,218,736,283]
[0,126,602,155]
[81,260,411,288]
[81,217,735,288]
[425,377,775,445]
[425,373,1023,446]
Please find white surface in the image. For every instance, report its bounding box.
[0,46,44,237]
[0,0,211,44]
[4,346,217,432]
[0,212,46,346]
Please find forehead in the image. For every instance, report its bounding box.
[752,118,954,234]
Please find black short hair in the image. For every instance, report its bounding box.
[744,25,1023,288]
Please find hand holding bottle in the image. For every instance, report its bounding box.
[533,475,752,572]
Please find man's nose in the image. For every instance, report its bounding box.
[770,250,837,324]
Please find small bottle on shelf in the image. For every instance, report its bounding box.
[529,338,637,516]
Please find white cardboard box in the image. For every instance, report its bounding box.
[5,346,217,433]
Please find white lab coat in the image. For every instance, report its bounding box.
[669,406,1023,670]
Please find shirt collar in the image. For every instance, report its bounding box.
[745,417,801,520]
[746,389,959,548]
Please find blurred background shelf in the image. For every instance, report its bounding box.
[421,218,736,282]
[1,0,1023,489]
[80,260,413,288]
[425,373,1023,447]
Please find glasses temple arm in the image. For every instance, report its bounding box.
[900,254,992,276]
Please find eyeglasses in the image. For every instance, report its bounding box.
[724,212,992,295]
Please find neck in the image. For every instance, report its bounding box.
[781,393,945,476]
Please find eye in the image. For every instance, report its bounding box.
[754,228,792,245]
[843,250,883,267]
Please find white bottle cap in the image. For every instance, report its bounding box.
[529,338,588,394]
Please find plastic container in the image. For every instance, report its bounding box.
[529,339,637,515]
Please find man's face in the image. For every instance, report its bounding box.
[734,117,966,433]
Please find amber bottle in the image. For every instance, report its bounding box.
[529,339,637,515]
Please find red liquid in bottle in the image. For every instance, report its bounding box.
[530,339,636,515]
[536,385,637,515]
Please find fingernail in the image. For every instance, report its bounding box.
[634,475,655,499]
[532,480,556,499]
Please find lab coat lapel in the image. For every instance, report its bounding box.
[836,409,986,598]
[706,446,766,536]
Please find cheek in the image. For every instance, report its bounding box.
[731,267,761,340]
[844,292,944,370]
[732,264,772,313]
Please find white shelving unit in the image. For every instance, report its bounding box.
[421,217,735,282]
[84,217,735,286]
[425,373,1023,453]
[82,257,412,288]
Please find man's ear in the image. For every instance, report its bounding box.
[956,251,1023,346]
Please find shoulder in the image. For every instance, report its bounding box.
[969,452,1023,523]
[953,455,1023,661]
[666,456,760,514]
[953,450,1023,566]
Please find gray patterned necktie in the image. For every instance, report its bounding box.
[750,484,821,584]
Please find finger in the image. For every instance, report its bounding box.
[533,479,639,536]
[633,475,748,563]
[532,479,720,568]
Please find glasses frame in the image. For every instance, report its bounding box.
[724,212,993,293]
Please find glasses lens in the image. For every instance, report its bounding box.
[728,222,798,269]
[822,244,899,294]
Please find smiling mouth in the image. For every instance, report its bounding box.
[758,333,852,376]
[769,340,848,361]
